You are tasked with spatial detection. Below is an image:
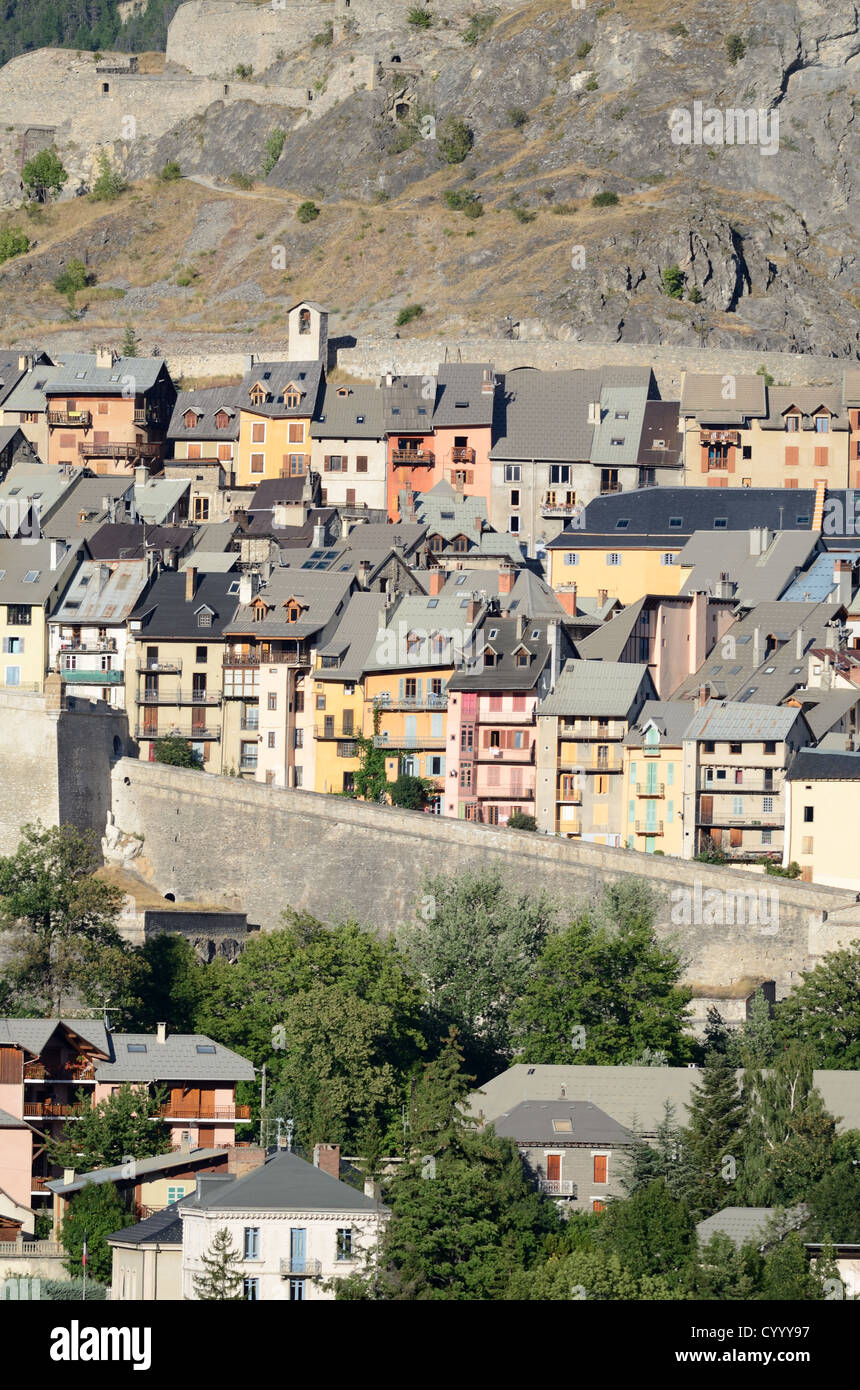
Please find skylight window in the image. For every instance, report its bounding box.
[531,629,539,639]
[0,571,5,582]
[669,517,682,528]
[615,519,630,529]
[455,401,469,408]
[127,1043,147,1053]
[764,666,776,674]
[196,1044,216,1054]
[714,518,728,529]
[610,437,625,446]
[427,598,439,608]
[228,581,240,595]
[729,665,742,675]
[356,415,365,424]
[23,570,40,583]
[614,411,629,420]
[552,1119,573,1133]
[488,628,498,639]
[456,575,466,586]
[796,515,810,525]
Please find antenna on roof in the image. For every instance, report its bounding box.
[99,1000,121,1032]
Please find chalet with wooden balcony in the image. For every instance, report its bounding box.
[536,659,656,840]
[43,349,176,476]
[490,1100,636,1211]
[446,610,575,825]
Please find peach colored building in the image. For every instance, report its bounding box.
[385,364,498,520]
[44,349,175,475]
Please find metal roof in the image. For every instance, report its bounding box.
[226,568,353,639]
[47,1148,229,1196]
[589,384,649,467]
[52,558,149,624]
[0,1017,111,1057]
[682,699,807,742]
[46,354,167,396]
[134,479,189,525]
[538,658,653,717]
[680,371,768,424]
[696,1207,805,1249]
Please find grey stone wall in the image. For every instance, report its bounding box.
[109,759,860,996]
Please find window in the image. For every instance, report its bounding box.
[4,667,20,686]
[294,728,303,749]
[504,465,521,482]
[356,456,368,473]
[294,767,303,788]
[509,515,520,534]
[730,742,742,755]
[549,465,570,485]
[197,611,212,628]
[289,1279,306,1301]
[244,1278,260,1301]
[193,497,210,522]
[6,606,31,625]
[250,452,265,474]
[814,415,830,433]
[563,553,578,566]
[763,797,774,813]
[166,1186,185,1204]
[196,1044,216,1053]
[267,731,276,749]
[660,553,675,566]
[593,1155,608,1184]
[460,764,472,789]
[510,489,520,506]
[252,422,266,443]
[803,805,814,823]
[316,694,326,710]
[336,1228,354,1262]
[127,1043,147,1053]
[703,741,715,754]
[288,423,304,443]
[761,829,772,845]
[785,414,799,432]
[267,692,277,710]
[195,647,207,665]
[607,553,621,566]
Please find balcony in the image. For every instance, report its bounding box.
[698,813,782,828]
[699,777,777,793]
[560,820,582,835]
[372,693,447,711]
[475,706,534,725]
[635,821,664,835]
[78,441,161,460]
[558,787,582,803]
[23,1100,87,1118]
[373,736,446,750]
[137,658,182,674]
[392,449,434,466]
[47,410,91,428]
[58,639,117,654]
[314,722,359,740]
[280,1258,322,1278]
[24,1062,95,1082]
[560,721,626,740]
[240,715,260,731]
[590,754,624,773]
[223,650,306,667]
[476,784,534,801]
[61,668,124,685]
[636,782,665,797]
[538,1179,576,1197]
[475,743,534,765]
[135,725,221,741]
[700,429,740,447]
[157,1103,251,1121]
[138,689,222,706]
[450,446,476,465]
[541,496,580,518]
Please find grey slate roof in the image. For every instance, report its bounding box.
[448,616,557,692]
[130,570,239,640]
[187,1149,385,1214]
[590,384,649,467]
[312,382,385,439]
[759,387,849,431]
[696,1208,805,1249]
[470,1064,860,1135]
[0,539,80,606]
[87,522,195,562]
[786,747,860,782]
[226,568,353,640]
[432,362,496,428]
[438,567,571,621]
[167,385,245,442]
[546,488,824,547]
[679,529,818,606]
[0,1107,33,1129]
[106,1192,197,1247]
[2,356,92,413]
[576,596,649,661]
[0,465,80,527]
[95,1033,254,1083]
[47,1148,229,1196]
[799,690,860,741]
[491,1100,636,1147]
[0,352,30,410]
[0,1017,111,1057]
[682,700,807,743]
[363,589,483,672]
[623,699,696,746]
[538,658,653,717]
[638,399,683,469]
[39,475,135,544]
[680,371,767,424]
[46,354,168,396]
[489,365,654,462]
[382,374,436,433]
[134,478,189,525]
[315,590,389,681]
[239,359,324,419]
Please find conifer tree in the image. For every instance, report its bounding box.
[682,1053,747,1219]
[193,1227,245,1301]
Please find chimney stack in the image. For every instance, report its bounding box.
[796,626,804,660]
[156,1022,167,1044]
[597,588,608,607]
[49,539,66,572]
[554,585,578,617]
[428,568,445,596]
[698,685,709,708]
[96,345,116,370]
[185,566,197,602]
[312,522,326,548]
[587,401,601,425]
[753,626,762,667]
[135,464,149,488]
[313,1144,341,1180]
[498,562,515,596]
[465,597,481,623]
[481,367,495,395]
[225,1145,267,1177]
[835,559,853,605]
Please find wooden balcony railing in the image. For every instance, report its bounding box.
[47,410,91,428]
[392,449,434,466]
[78,441,161,460]
[450,446,475,464]
[157,1104,251,1121]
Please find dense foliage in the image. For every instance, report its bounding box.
[0,0,183,67]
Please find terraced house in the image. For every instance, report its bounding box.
[49,557,150,710]
[0,539,80,692]
[310,381,387,512]
[622,700,692,856]
[42,349,176,476]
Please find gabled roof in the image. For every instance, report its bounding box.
[106,1192,197,1247]
[226,568,353,639]
[95,1033,254,1084]
[51,558,149,624]
[129,571,239,639]
[491,1099,635,1147]
[0,1017,111,1057]
[87,522,195,562]
[382,374,436,433]
[538,658,653,717]
[786,747,860,782]
[759,386,849,431]
[134,478,189,526]
[431,362,496,428]
[623,699,696,747]
[184,1149,386,1214]
[315,591,389,681]
[48,1148,230,1196]
[680,371,767,424]
[547,487,825,548]
[0,539,80,605]
[682,699,808,743]
[696,1208,805,1250]
[45,354,168,396]
[167,385,245,441]
[238,359,324,419]
[448,616,557,692]
[489,365,655,462]
[311,381,385,439]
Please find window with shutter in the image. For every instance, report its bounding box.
[784,446,799,466]
[814,446,829,468]
[593,1155,608,1184]
[356,456,368,473]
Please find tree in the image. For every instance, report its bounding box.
[807,1162,860,1243]
[506,810,537,831]
[193,1226,245,1300]
[132,934,207,1033]
[702,1005,731,1058]
[296,200,320,223]
[622,1102,696,1201]
[682,1054,747,1219]
[775,942,860,1067]
[726,33,746,64]
[510,882,693,1065]
[0,226,30,263]
[509,1245,677,1300]
[389,774,430,810]
[61,1181,134,1285]
[47,1082,171,1171]
[121,323,139,358]
[22,148,67,202]
[53,258,91,313]
[158,160,182,181]
[352,706,394,802]
[729,986,778,1066]
[90,150,127,201]
[661,264,685,299]
[740,1045,836,1206]
[0,822,126,1014]
[400,868,556,1071]
[761,1231,825,1300]
[437,117,473,165]
[686,1233,762,1301]
[262,127,286,176]
[344,1032,561,1299]
[598,1180,696,1287]
[152,734,201,768]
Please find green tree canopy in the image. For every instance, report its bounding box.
[22,147,67,201]
[47,1082,171,1171]
[682,1053,747,1219]
[510,882,693,1065]
[152,734,201,767]
[597,1179,696,1287]
[775,942,860,1067]
[0,822,128,1013]
[740,1045,837,1206]
[61,1181,133,1284]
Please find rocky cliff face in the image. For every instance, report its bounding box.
[0,0,858,355]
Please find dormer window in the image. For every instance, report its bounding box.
[516,650,530,667]
[249,384,267,406]
[336,387,350,397]
[184,410,199,429]
[284,601,302,623]
[785,414,799,432]
[197,608,213,628]
[451,535,469,554]
[284,385,301,409]
[814,414,830,433]
[215,410,230,429]
[251,598,268,623]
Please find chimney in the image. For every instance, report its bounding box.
[312,522,326,548]
[597,588,608,607]
[465,597,481,623]
[498,562,515,596]
[313,1143,341,1180]
[363,1177,381,1200]
[752,626,762,667]
[835,559,853,605]
[796,626,804,660]
[481,367,495,395]
[17,352,32,372]
[239,572,254,605]
[554,586,578,617]
[98,563,111,591]
[715,572,735,600]
[63,1169,75,1186]
[272,503,289,528]
[429,568,445,596]
[225,1145,266,1177]
[96,345,115,370]
[359,559,373,588]
[548,618,561,686]
[474,515,483,535]
[49,539,66,572]
[587,401,601,424]
[824,622,840,652]
[185,566,197,602]
[45,669,65,713]
[156,1022,167,1044]
[179,1132,193,1153]
[749,527,763,557]
[135,464,149,487]
[698,685,709,707]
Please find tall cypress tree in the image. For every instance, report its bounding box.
[682,1053,747,1219]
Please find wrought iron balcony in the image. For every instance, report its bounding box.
[280,1258,322,1277]
[635,821,664,834]
[538,1179,576,1197]
[635,782,665,797]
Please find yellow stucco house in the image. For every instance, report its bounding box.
[622,701,692,857]
[0,539,80,693]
